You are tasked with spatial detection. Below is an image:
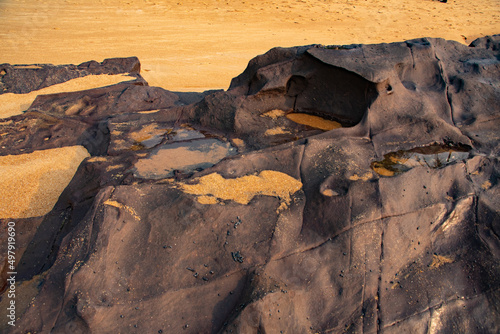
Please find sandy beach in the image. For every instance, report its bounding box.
[1,0,499,92]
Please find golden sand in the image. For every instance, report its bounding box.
[0,74,135,119]
[137,109,161,114]
[1,0,498,92]
[129,124,170,143]
[177,170,302,212]
[321,189,338,197]
[481,180,492,190]
[430,254,454,269]
[11,65,43,69]
[261,109,343,135]
[371,165,395,177]
[231,138,246,149]
[86,156,108,163]
[0,146,89,218]
[286,113,342,131]
[349,172,373,181]
[265,127,291,136]
[196,195,220,205]
[103,199,140,221]
[106,164,124,172]
[261,109,286,120]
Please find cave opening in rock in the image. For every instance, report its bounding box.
[286,54,378,127]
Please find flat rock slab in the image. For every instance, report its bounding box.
[0,35,499,333]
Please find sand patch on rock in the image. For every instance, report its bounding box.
[430,254,455,269]
[177,170,302,212]
[103,199,140,221]
[129,124,168,142]
[265,127,291,136]
[286,113,342,131]
[0,146,89,218]
[261,109,286,120]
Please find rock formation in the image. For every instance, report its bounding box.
[0,35,499,333]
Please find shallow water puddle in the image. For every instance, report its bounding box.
[371,144,470,177]
[286,113,342,131]
[134,138,236,179]
[176,170,302,212]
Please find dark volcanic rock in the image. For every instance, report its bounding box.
[27,82,178,121]
[1,35,499,334]
[0,57,141,95]
[0,79,215,157]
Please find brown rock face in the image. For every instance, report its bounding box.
[1,36,499,333]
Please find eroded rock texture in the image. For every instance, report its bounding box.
[1,36,499,333]
[0,57,141,94]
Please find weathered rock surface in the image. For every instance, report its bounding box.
[0,57,141,95]
[0,35,499,333]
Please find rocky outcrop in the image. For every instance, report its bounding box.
[0,35,499,333]
[0,57,141,95]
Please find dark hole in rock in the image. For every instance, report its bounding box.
[371,143,471,177]
[292,55,378,127]
[286,75,307,97]
[386,84,394,94]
